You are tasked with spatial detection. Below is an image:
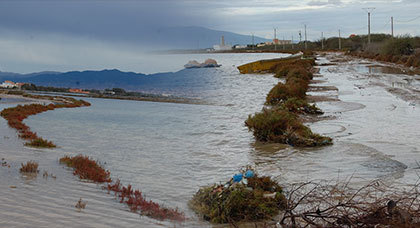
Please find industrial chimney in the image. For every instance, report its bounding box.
[221,36,225,46]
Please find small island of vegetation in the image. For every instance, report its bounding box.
[239,53,332,147]
[190,168,286,224]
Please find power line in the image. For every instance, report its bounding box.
[395,15,420,23]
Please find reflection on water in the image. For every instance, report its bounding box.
[353,64,417,75]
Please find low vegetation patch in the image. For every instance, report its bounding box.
[19,161,39,173]
[189,168,286,224]
[282,98,323,115]
[107,180,186,221]
[245,108,331,147]
[266,58,314,109]
[0,93,90,148]
[25,138,56,148]
[59,155,111,183]
[240,53,331,147]
[60,154,185,222]
[346,35,420,68]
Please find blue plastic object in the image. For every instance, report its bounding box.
[233,173,243,183]
[245,170,254,178]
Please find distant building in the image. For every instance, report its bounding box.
[233,44,247,49]
[270,39,292,45]
[1,80,17,88]
[213,36,232,51]
[69,88,89,94]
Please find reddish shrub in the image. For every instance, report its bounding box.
[107,179,186,221]
[0,95,90,148]
[60,155,186,221]
[26,138,56,148]
[59,155,111,183]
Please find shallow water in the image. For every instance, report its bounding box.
[1,52,419,227]
[0,53,286,227]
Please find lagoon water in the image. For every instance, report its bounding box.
[0,53,285,227]
[1,52,420,227]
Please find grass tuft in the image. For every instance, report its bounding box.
[20,161,39,173]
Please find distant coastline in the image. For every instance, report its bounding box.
[1,89,206,106]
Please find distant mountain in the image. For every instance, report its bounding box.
[144,26,270,49]
[0,71,61,78]
[0,68,216,97]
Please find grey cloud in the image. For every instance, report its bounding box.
[0,0,216,43]
[308,0,342,6]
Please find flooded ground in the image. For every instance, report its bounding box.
[257,52,419,188]
[1,52,419,227]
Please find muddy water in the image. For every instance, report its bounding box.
[1,52,419,227]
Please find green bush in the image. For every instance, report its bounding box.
[274,65,293,78]
[189,173,286,223]
[245,108,331,147]
[282,98,323,114]
[286,67,313,81]
[382,37,414,56]
[266,83,290,104]
[266,80,308,105]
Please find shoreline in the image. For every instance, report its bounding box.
[0,93,53,105]
[1,89,210,106]
[0,92,91,148]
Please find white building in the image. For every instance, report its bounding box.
[0,81,17,88]
[213,36,232,51]
[233,44,247,49]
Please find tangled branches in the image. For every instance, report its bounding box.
[278,178,420,227]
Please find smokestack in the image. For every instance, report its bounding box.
[221,36,225,46]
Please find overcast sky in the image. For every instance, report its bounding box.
[1,0,420,73]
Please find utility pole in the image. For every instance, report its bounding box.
[252,33,254,50]
[339,29,342,50]
[363,8,375,45]
[274,28,277,51]
[321,32,324,50]
[299,31,302,49]
[283,35,285,50]
[292,35,294,49]
[391,16,394,37]
[304,24,307,50]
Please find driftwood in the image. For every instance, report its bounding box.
[277,177,420,227]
